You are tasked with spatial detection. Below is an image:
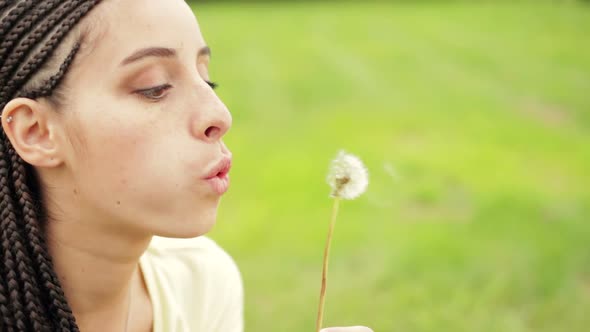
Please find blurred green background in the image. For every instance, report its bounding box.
[191,1,590,331]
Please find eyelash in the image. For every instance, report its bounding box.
[136,80,218,101]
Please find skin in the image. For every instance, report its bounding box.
[1,0,373,331]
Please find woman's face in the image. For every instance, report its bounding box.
[51,0,232,237]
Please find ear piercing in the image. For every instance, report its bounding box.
[1,115,13,123]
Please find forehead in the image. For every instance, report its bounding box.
[82,0,205,69]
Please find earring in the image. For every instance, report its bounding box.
[6,116,13,123]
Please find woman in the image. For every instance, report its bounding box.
[0,1,373,331]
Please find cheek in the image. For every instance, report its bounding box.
[69,112,161,198]
[70,110,209,216]
[82,120,171,191]
[64,94,220,235]
[69,97,164,177]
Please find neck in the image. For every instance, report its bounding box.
[45,210,152,331]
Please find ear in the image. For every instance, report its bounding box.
[1,98,64,168]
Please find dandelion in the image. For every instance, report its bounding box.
[316,150,369,332]
[327,151,369,200]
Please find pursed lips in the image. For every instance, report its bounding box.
[203,156,232,195]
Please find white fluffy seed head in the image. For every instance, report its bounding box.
[327,150,369,200]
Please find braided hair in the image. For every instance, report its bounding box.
[0,1,103,330]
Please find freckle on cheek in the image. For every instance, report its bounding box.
[117,201,121,205]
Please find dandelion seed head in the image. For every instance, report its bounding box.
[327,150,369,200]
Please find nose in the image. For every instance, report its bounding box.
[189,89,232,142]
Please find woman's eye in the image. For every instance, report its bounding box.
[206,80,218,90]
[136,84,172,101]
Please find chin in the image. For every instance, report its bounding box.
[154,210,218,239]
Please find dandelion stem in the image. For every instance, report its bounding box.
[316,197,341,332]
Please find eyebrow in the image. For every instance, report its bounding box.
[120,46,211,66]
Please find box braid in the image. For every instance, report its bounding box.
[0,0,103,331]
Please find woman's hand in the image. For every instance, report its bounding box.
[321,327,373,332]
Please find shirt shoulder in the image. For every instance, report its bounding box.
[141,236,244,332]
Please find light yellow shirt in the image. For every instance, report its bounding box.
[139,236,244,332]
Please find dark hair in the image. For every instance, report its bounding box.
[0,1,103,330]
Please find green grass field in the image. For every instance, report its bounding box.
[192,2,590,331]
